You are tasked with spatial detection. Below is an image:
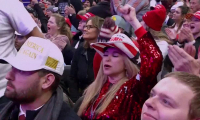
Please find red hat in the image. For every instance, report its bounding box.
[76,12,95,21]
[91,33,141,64]
[186,10,200,20]
[65,18,72,28]
[142,5,166,31]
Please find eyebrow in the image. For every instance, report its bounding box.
[152,89,177,106]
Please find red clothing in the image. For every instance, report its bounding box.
[82,27,163,120]
[93,52,102,78]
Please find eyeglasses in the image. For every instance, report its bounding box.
[83,25,97,30]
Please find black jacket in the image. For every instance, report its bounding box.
[33,4,48,33]
[69,14,80,30]
[69,46,96,102]
[87,1,112,19]
[193,37,200,59]
[0,102,80,120]
[72,32,84,48]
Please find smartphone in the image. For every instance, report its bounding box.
[58,2,69,14]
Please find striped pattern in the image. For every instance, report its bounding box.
[91,33,141,64]
[100,26,120,38]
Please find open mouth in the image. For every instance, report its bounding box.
[104,64,111,69]
[47,27,51,31]
[190,25,195,30]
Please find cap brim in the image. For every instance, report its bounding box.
[91,41,139,58]
[1,56,43,72]
[76,15,87,21]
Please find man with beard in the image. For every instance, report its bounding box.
[0,37,81,120]
[0,0,44,104]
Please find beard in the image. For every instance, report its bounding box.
[4,81,40,104]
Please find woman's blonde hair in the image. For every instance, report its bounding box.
[149,28,173,44]
[77,53,139,116]
[51,13,73,42]
[83,16,104,49]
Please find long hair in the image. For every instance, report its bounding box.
[83,16,104,49]
[149,28,173,44]
[51,14,73,42]
[170,5,189,33]
[77,54,139,116]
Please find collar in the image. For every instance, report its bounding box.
[19,105,44,117]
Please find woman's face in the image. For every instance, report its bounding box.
[78,20,86,31]
[172,8,182,21]
[82,20,98,40]
[141,77,194,120]
[47,16,59,35]
[102,47,126,77]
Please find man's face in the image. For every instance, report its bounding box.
[190,0,200,13]
[190,16,200,37]
[4,67,42,103]
[15,35,26,51]
[141,77,194,120]
[83,0,91,8]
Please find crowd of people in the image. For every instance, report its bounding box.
[0,0,200,119]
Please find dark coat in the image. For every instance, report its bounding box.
[33,4,48,33]
[0,102,80,120]
[69,46,96,102]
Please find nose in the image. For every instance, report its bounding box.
[104,54,112,62]
[5,68,14,81]
[145,97,156,111]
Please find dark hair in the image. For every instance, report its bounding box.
[38,69,61,92]
[83,16,105,48]
[165,72,200,119]
[170,5,189,32]
[47,0,54,5]
[25,7,38,18]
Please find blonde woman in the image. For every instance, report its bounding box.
[45,13,73,51]
[75,5,163,119]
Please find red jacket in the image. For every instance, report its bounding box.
[82,27,163,120]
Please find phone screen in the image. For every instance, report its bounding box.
[58,2,69,14]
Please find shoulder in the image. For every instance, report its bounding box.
[58,102,81,120]
[56,35,70,42]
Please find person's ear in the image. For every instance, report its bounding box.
[41,73,55,90]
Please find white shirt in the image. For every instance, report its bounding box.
[0,0,37,97]
[19,105,43,117]
[0,0,37,58]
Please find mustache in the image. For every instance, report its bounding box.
[7,81,15,88]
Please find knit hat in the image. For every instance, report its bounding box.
[98,17,120,42]
[0,37,64,75]
[142,4,166,31]
[76,12,95,21]
[91,33,141,64]
[111,15,129,32]
[47,6,55,12]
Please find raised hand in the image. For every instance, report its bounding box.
[184,43,196,58]
[168,45,200,76]
[165,28,177,41]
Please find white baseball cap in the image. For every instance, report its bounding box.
[1,37,64,75]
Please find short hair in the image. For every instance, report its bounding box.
[165,72,200,119]
[38,69,61,92]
